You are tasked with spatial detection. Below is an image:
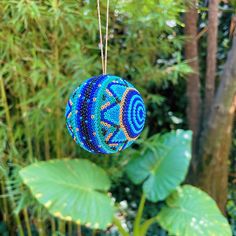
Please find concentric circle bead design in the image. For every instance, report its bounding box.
[65,74,146,154]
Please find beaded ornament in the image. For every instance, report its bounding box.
[65,74,146,154]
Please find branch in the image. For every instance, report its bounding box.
[196,26,208,41]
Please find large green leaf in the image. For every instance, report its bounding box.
[125,130,192,202]
[19,159,114,229]
[157,185,232,236]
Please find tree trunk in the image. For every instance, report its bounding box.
[184,0,201,175]
[197,35,236,212]
[204,0,219,119]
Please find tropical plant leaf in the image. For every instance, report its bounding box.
[19,159,114,230]
[157,185,232,236]
[125,130,192,202]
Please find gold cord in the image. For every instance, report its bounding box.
[97,0,109,75]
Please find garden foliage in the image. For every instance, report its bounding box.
[0,0,233,235]
[20,130,231,236]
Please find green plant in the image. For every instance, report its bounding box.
[1,1,234,235]
[0,1,192,234]
[19,130,232,236]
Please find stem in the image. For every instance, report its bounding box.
[37,209,45,236]
[55,106,62,159]
[7,180,24,236]
[19,81,34,162]
[17,78,34,236]
[15,214,25,236]
[112,217,129,236]
[92,229,97,236]
[1,180,9,224]
[0,77,24,236]
[23,208,32,236]
[0,78,15,148]
[77,224,82,236]
[51,218,57,236]
[20,184,32,236]
[44,127,50,160]
[37,220,45,236]
[68,222,73,236]
[35,136,40,160]
[140,217,156,236]
[133,194,146,236]
[52,14,62,160]
[58,220,65,235]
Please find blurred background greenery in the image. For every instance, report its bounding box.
[0,0,236,235]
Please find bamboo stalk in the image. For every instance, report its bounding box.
[37,210,45,236]
[92,229,97,236]
[44,127,50,160]
[0,77,25,236]
[35,136,41,160]
[68,222,73,236]
[23,208,32,236]
[1,180,9,225]
[53,20,62,160]
[51,218,57,236]
[0,78,15,148]
[58,220,66,235]
[18,80,34,163]
[77,224,82,236]
[17,76,35,236]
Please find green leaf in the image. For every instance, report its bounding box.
[19,159,114,230]
[126,130,192,202]
[157,185,232,236]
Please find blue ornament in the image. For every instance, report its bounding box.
[65,74,146,154]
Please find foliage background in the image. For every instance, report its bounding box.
[0,0,235,235]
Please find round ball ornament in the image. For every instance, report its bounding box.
[65,74,146,154]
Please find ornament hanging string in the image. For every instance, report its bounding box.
[97,0,109,75]
[65,0,146,154]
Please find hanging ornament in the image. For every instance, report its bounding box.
[65,74,146,154]
[65,0,146,154]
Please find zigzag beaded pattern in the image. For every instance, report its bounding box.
[65,75,146,154]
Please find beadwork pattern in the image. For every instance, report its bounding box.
[65,74,146,154]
